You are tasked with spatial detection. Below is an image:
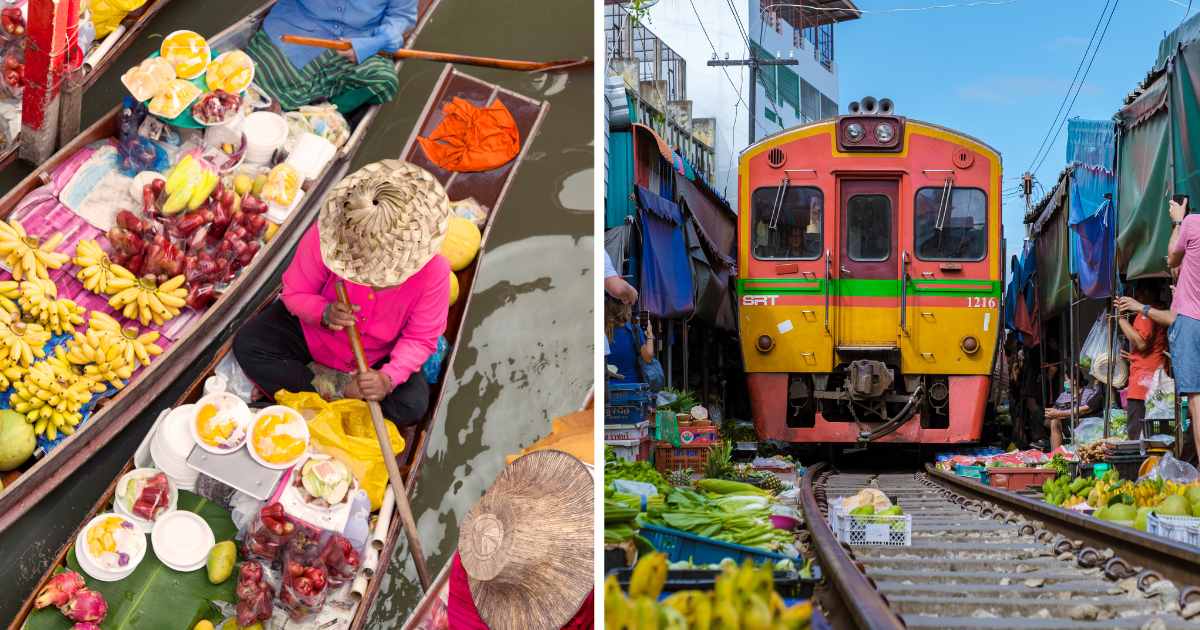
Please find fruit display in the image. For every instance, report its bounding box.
[84,311,163,367]
[149,78,203,119]
[318,534,360,585]
[0,408,34,470]
[441,216,482,271]
[234,561,275,627]
[0,311,50,366]
[606,553,813,629]
[116,469,173,522]
[121,56,177,102]
[1042,469,1200,531]
[106,273,187,326]
[192,89,241,125]
[59,588,108,626]
[159,30,211,80]
[2,7,25,38]
[163,154,219,214]
[0,220,68,280]
[194,395,249,451]
[279,558,328,622]
[296,456,353,507]
[18,279,85,335]
[262,163,301,207]
[3,49,23,92]
[243,502,293,563]
[13,346,101,439]
[206,50,254,94]
[249,408,308,466]
[33,570,85,610]
[84,514,144,571]
[74,238,136,295]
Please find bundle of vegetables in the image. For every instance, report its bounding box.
[605,446,671,495]
[606,552,813,629]
[644,486,794,552]
[1045,453,1070,477]
[1041,474,1095,508]
[609,489,666,514]
[605,496,642,545]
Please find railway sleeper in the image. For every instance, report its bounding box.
[901,614,1197,629]
[884,594,1168,618]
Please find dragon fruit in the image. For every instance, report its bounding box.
[33,571,85,609]
[61,588,107,624]
[72,624,101,630]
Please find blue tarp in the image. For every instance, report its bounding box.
[1066,118,1117,171]
[637,186,694,319]
[1068,165,1116,298]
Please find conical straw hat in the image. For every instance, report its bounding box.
[458,450,593,630]
[318,159,451,287]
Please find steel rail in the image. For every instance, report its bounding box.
[798,462,906,630]
[926,463,1200,588]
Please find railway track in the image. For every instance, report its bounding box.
[799,462,1200,630]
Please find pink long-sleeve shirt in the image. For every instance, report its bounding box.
[281,225,450,387]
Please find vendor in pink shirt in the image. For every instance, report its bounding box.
[234,160,451,425]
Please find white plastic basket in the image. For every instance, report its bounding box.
[827,498,912,546]
[1147,513,1200,547]
[604,420,650,442]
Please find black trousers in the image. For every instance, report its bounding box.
[232,300,430,426]
[1126,399,1146,441]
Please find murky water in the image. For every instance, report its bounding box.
[0,0,592,624]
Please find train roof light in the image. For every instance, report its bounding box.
[845,122,865,143]
[874,122,895,143]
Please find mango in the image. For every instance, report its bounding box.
[206,540,236,584]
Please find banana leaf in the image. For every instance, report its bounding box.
[25,492,237,630]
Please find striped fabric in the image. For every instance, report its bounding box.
[245,30,399,113]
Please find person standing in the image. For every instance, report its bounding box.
[1117,284,1168,440]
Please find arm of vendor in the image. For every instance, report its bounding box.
[263,0,416,68]
[280,225,449,402]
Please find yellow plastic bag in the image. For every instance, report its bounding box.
[506,409,594,465]
[86,0,147,39]
[275,391,405,510]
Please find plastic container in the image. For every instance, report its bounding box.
[983,467,1058,492]
[831,511,912,547]
[678,425,719,445]
[76,513,147,582]
[604,420,650,442]
[266,187,304,227]
[654,442,713,475]
[639,523,788,565]
[243,111,287,166]
[284,132,335,180]
[243,503,293,564]
[953,464,987,480]
[1147,513,1200,547]
[113,468,178,528]
[203,108,244,148]
[605,403,648,425]
[151,404,199,489]
[771,513,801,531]
[204,374,228,396]
[190,392,252,454]
[1103,454,1148,482]
[151,510,215,572]
[605,437,650,462]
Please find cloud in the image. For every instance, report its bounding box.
[954,76,1102,105]
[1048,35,1089,50]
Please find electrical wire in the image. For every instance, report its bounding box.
[687,0,748,193]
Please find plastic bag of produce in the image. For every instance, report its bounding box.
[274,390,405,510]
[1145,368,1176,420]
[1072,417,1106,445]
[1139,451,1200,484]
[87,0,147,39]
[1079,314,1110,373]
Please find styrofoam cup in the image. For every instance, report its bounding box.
[243,111,287,166]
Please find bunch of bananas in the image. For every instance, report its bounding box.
[0,354,24,390]
[74,239,135,295]
[107,274,187,326]
[18,279,85,335]
[65,327,134,389]
[85,311,162,367]
[12,346,99,440]
[606,553,812,629]
[0,279,19,316]
[0,220,68,280]
[0,311,50,366]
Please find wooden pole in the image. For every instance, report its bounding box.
[279,34,590,72]
[21,0,75,163]
[335,281,432,590]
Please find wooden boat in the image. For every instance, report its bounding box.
[0,0,175,171]
[8,65,550,630]
[0,0,439,534]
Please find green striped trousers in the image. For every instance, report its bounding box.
[245,30,399,113]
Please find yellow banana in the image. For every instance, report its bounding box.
[0,221,67,280]
[628,552,668,601]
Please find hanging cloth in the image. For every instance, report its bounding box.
[417,96,520,172]
[636,186,694,318]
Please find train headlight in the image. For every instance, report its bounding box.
[874,122,896,143]
[756,334,775,353]
[960,336,980,355]
[845,122,865,143]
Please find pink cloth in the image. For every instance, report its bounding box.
[1172,214,1200,320]
[280,225,450,386]
[447,553,594,629]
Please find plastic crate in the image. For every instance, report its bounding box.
[1103,454,1147,482]
[984,467,1058,492]
[609,382,652,404]
[1147,513,1200,547]
[607,437,651,462]
[608,567,815,599]
[639,523,788,564]
[829,508,911,546]
[605,420,651,442]
[953,464,986,480]
[606,402,652,425]
[654,442,712,474]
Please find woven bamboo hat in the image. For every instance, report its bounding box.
[458,450,593,630]
[318,159,451,287]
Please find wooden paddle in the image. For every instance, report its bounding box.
[280,34,591,72]
[334,281,432,591]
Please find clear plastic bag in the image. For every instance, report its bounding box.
[1079,314,1128,386]
[1139,451,1200,483]
[1078,314,1109,373]
[1073,417,1106,445]
[1145,368,1176,420]
[217,352,256,402]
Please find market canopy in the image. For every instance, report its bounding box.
[1116,72,1171,280]
[636,186,694,319]
[1029,173,1071,318]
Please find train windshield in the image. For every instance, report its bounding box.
[750,186,824,260]
[846,194,892,261]
[914,187,987,261]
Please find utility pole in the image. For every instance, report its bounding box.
[1022,172,1034,237]
[709,52,797,145]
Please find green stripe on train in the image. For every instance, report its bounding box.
[738,278,1002,297]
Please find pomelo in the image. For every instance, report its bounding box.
[1135,506,1154,532]
[0,409,33,471]
[1105,503,1137,521]
[1157,495,1191,517]
[1185,485,1200,506]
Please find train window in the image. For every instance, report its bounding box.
[750,186,824,260]
[846,194,892,261]
[914,187,987,261]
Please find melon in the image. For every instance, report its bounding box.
[440,216,482,271]
[0,409,34,471]
[449,272,459,306]
[1157,494,1191,517]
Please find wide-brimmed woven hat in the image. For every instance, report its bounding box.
[458,450,593,630]
[318,159,451,287]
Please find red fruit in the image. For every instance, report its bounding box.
[150,178,165,196]
[239,561,264,583]
[125,253,145,276]
[235,600,256,627]
[34,571,85,609]
[60,589,107,624]
[115,209,145,232]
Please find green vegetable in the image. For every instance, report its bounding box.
[849,505,875,516]
[696,478,768,496]
[879,506,903,516]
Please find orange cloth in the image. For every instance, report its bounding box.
[417,97,520,173]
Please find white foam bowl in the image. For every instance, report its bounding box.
[77,513,147,582]
[247,405,310,470]
[189,393,252,454]
[113,468,179,530]
[243,111,287,166]
[151,511,214,572]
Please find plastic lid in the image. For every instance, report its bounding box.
[151,511,215,571]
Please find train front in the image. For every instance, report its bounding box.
[736,97,1002,446]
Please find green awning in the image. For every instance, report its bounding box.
[1032,179,1071,318]
[1116,74,1171,279]
[1172,41,1200,206]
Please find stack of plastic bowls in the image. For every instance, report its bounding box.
[150,404,200,491]
[75,514,147,582]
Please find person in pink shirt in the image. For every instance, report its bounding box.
[234,160,451,425]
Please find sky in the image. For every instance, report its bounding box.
[834,0,1187,263]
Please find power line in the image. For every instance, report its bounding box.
[1025,0,1112,173]
[1031,0,1119,176]
[686,0,748,192]
[724,0,751,50]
